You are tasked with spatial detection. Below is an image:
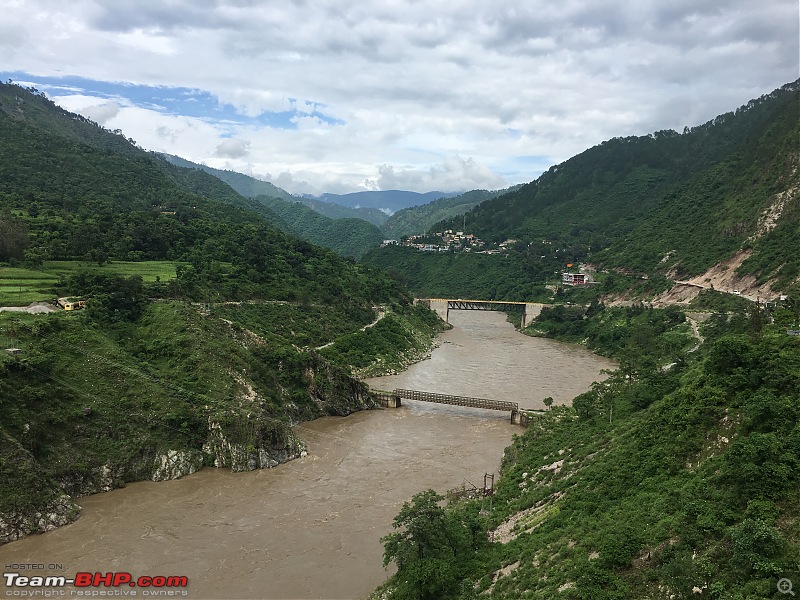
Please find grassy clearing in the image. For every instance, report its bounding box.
[0,261,182,306]
[0,266,60,305]
[43,260,182,282]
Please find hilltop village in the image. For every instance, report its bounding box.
[382,229,514,254]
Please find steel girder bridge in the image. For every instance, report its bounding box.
[370,388,530,426]
[418,298,547,328]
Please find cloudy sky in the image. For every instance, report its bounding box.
[1,1,797,196]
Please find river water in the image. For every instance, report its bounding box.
[0,311,614,600]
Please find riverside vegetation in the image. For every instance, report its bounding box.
[375,303,799,599]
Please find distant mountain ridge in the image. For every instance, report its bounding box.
[314,190,462,214]
[161,154,461,216]
[159,153,505,245]
[160,153,296,200]
[381,186,523,238]
[161,153,390,226]
[292,196,390,227]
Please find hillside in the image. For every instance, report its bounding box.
[317,189,462,213]
[0,82,444,542]
[256,195,384,259]
[297,196,390,226]
[381,187,521,238]
[375,305,800,599]
[371,81,799,301]
[161,153,297,200]
[162,152,390,248]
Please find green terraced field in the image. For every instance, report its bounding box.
[0,261,182,306]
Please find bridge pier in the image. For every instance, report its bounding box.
[370,390,402,408]
[511,410,530,427]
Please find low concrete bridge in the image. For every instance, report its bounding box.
[417,298,550,328]
[370,388,531,426]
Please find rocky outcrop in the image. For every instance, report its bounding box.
[0,319,386,546]
[0,494,80,545]
[151,450,204,482]
[203,418,307,472]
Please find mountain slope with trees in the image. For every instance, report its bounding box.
[161,153,297,200]
[318,190,461,213]
[0,82,445,543]
[256,195,384,259]
[375,304,799,600]
[381,187,522,238]
[162,152,389,253]
[369,81,799,300]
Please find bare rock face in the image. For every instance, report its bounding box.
[202,417,307,472]
[0,494,81,544]
[151,450,204,482]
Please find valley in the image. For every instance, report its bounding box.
[0,311,615,599]
[0,78,798,600]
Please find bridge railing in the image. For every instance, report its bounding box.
[394,388,518,412]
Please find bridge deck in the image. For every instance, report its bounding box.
[447,300,525,312]
[426,298,529,305]
[394,388,518,412]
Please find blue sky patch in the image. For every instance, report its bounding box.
[0,71,344,129]
[494,155,550,179]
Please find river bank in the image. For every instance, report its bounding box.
[0,310,616,599]
[365,311,616,410]
[0,300,444,545]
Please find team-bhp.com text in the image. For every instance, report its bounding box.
[4,572,189,597]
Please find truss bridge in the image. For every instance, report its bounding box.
[370,388,531,426]
[417,298,551,328]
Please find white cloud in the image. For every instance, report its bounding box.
[214,138,250,159]
[79,100,121,125]
[376,157,506,192]
[2,0,796,194]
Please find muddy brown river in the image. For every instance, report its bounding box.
[0,311,614,600]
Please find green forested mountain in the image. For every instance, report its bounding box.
[162,152,391,225]
[381,187,521,238]
[318,189,461,213]
[0,83,385,295]
[160,157,384,258]
[162,152,390,248]
[256,195,384,259]
[0,83,142,158]
[296,196,390,226]
[0,82,444,543]
[364,245,555,301]
[162,153,297,200]
[373,81,799,298]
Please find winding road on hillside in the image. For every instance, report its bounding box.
[314,306,386,350]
